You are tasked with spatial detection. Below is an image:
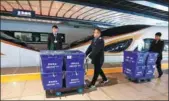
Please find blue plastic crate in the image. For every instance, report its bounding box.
[64,50,85,71]
[123,51,157,81]
[65,70,85,88]
[124,51,149,65]
[146,52,158,65]
[41,72,63,90]
[123,62,145,79]
[144,65,156,78]
[40,50,64,73]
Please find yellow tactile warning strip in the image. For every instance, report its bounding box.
[1,63,168,83]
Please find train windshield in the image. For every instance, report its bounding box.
[1,32,18,40]
[64,35,94,49]
[0,32,24,44]
[104,39,133,52]
[0,32,38,51]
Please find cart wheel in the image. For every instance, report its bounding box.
[56,92,61,96]
[128,78,131,81]
[46,90,51,95]
[77,88,83,93]
[49,90,54,94]
[136,80,141,83]
[147,79,151,82]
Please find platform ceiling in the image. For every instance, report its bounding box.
[0,0,168,27]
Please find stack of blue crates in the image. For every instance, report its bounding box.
[64,50,85,88]
[123,51,148,79]
[40,50,64,90]
[144,52,158,78]
[123,51,158,80]
[40,50,85,90]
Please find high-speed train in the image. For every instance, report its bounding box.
[1,25,168,68]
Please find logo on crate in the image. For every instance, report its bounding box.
[153,65,155,68]
[69,62,81,68]
[126,68,131,72]
[136,71,142,76]
[125,68,132,74]
[47,63,58,68]
[70,79,80,84]
[47,80,59,86]
[67,56,72,59]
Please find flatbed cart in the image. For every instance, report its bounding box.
[124,64,156,83]
[45,85,84,98]
[125,75,154,83]
[123,51,158,83]
[45,57,89,97]
[40,50,87,98]
[45,71,85,97]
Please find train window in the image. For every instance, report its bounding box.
[40,34,48,42]
[32,33,40,42]
[142,39,168,52]
[14,32,32,42]
[104,39,133,52]
[163,40,169,52]
[141,39,154,51]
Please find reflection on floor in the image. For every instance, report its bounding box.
[1,63,121,75]
[163,69,168,74]
[1,71,168,100]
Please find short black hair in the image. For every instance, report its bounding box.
[155,32,162,37]
[94,28,102,34]
[52,25,58,29]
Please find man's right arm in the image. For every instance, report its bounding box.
[85,42,92,57]
[159,41,164,53]
[47,34,51,50]
[149,40,154,51]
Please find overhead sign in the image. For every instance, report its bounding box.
[12,9,35,17]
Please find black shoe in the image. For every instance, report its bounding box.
[99,79,109,85]
[87,85,91,88]
[89,85,96,90]
[86,84,96,90]
[158,73,163,78]
[87,84,92,88]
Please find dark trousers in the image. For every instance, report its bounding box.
[90,63,107,86]
[156,58,163,76]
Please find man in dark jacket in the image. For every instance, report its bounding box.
[149,32,164,78]
[47,25,62,50]
[86,28,108,89]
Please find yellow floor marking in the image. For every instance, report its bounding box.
[1,63,168,83]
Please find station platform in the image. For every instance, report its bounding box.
[1,63,168,100]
